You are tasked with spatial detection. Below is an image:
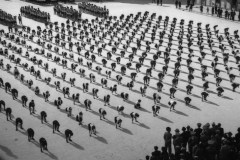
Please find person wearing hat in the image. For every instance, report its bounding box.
[219,138,233,160]
[151,146,161,159]
[188,131,198,155]
[192,142,205,160]
[173,129,182,154]
[235,127,240,151]
[206,135,217,160]
[210,122,217,135]
[145,155,150,160]
[164,127,172,154]
[181,127,189,148]
[194,123,202,142]
[217,123,224,137]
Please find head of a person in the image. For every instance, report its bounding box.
[175,128,180,134]
[145,155,150,160]
[197,123,202,128]
[166,127,171,132]
[217,123,221,128]
[161,147,167,152]
[182,127,186,132]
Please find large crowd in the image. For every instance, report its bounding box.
[0,2,240,159]
[78,2,109,17]
[0,9,17,27]
[146,123,240,160]
[20,6,50,23]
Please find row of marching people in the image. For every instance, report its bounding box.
[53,4,82,21]
[0,9,17,26]
[0,19,238,114]
[78,2,109,17]
[20,6,50,23]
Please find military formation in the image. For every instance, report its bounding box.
[0,1,240,159]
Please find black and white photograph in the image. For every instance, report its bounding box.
[0,0,240,160]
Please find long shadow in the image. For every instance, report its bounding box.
[118,127,133,135]
[190,93,202,99]
[175,98,201,111]
[30,140,58,160]
[208,90,233,100]
[43,151,59,160]
[138,107,151,113]
[93,136,108,144]
[222,86,236,92]
[0,145,18,159]
[55,131,85,150]
[81,124,89,131]
[122,112,132,119]
[125,99,137,105]
[188,104,201,111]
[18,128,28,136]
[137,123,151,129]
[45,122,54,130]
[102,119,115,126]
[161,103,169,109]
[173,110,189,117]
[157,116,174,123]
[108,105,118,112]
[221,95,234,100]
[175,87,202,99]
[70,141,85,150]
[205,100,220,106]
[32,113,42,122]
[89,109,99,117]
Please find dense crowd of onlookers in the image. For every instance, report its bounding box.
[198,5,240,21]
[146,123,240,160]
[0,9,17,26]
[78,2,109,17]
[20,6,50,23]
[174,0,240,22]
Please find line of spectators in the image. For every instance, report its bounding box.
[78,2,109,17]
[20,6,50,23]
[0,9,17,26]
[199,5,240,21]
[179,2,240,22]
[53,4,81,21]
[146,123,240,160]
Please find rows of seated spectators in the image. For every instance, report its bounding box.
[0,9,17,26]
[78,2,109,17]
[146,123,240,160]
[20,6,50,23]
